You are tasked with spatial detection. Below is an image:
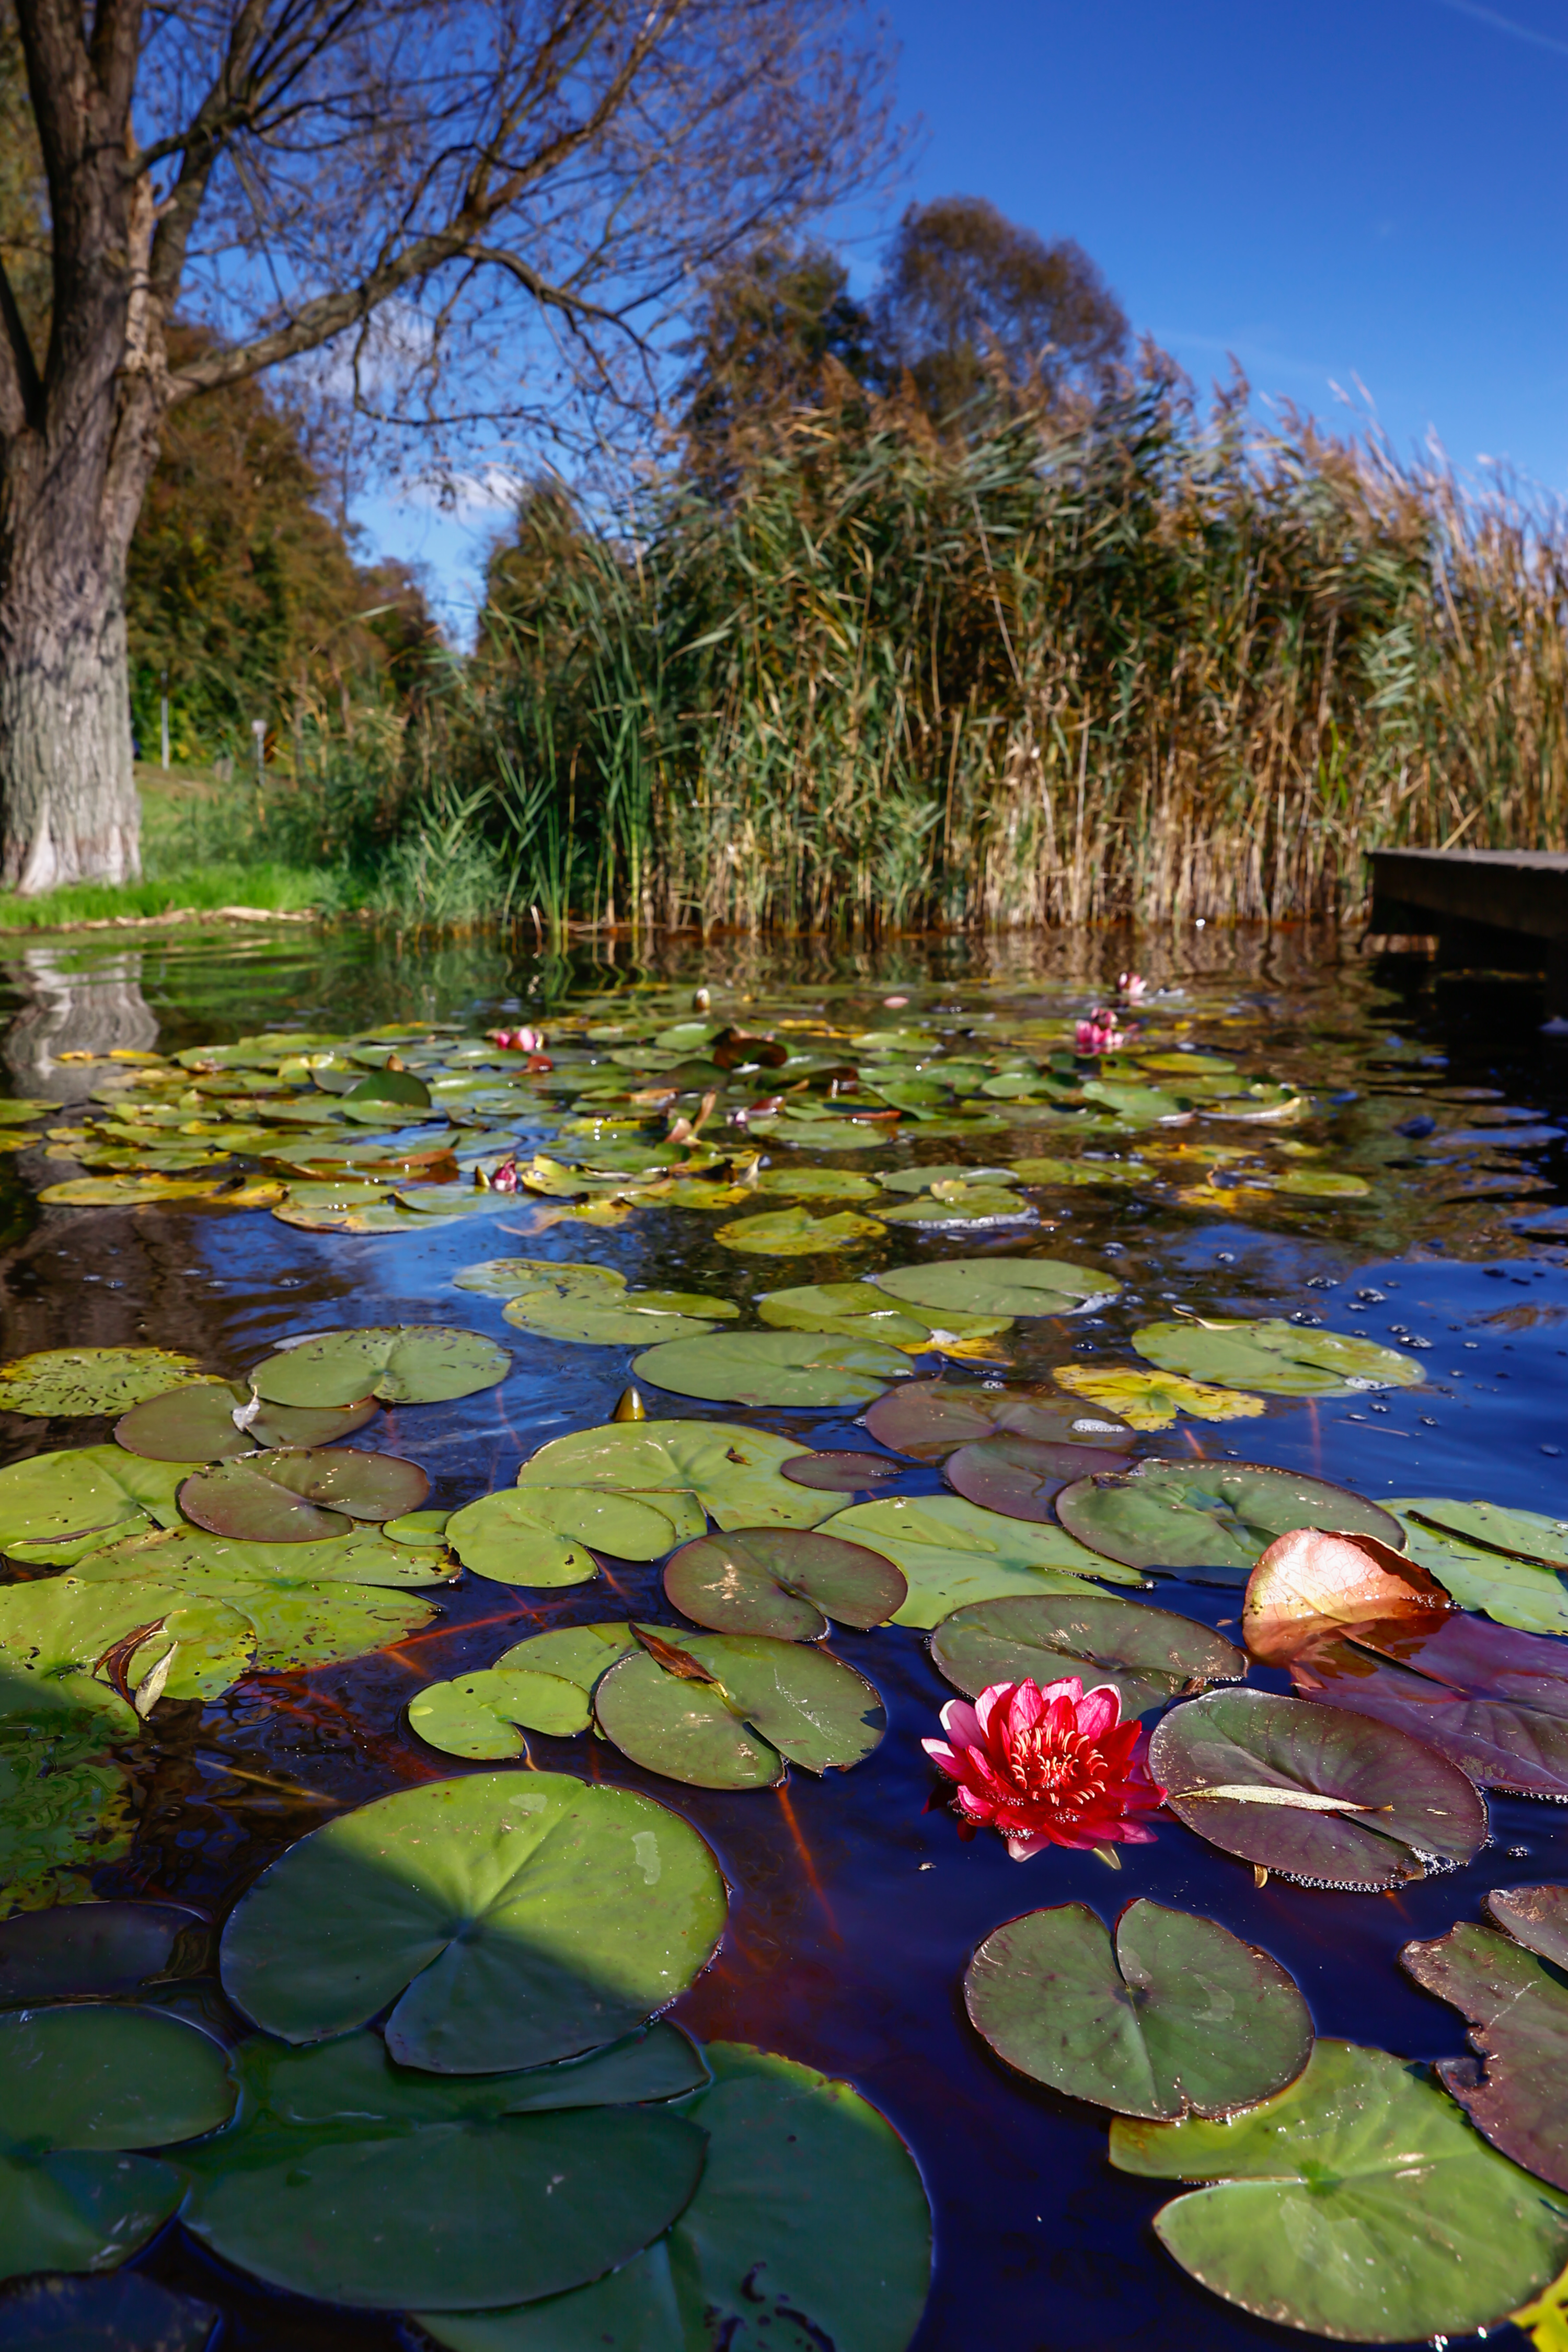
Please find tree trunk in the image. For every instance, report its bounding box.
[0,525,141,891]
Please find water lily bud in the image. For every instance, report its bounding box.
[612,1386,647,1422]
[693,987,711,1012]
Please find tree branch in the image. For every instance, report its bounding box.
[0,255,43,433]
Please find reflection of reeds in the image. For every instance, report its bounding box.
[468,362,1568,933]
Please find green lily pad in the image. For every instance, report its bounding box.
[344,1068,433,1108]
[1390,1497,1568,1633]
[1148,1689,1488,1889]
[447,1486,696,1585]
[1055,1459,1406,1583]
[754,1168,881,1199]
[872,1258,1120,1318]
[502,1296,728,1346]
[219,1770,727,2071]
[409,1667,593,1758]
[878,1164,1022,1193]
[0,1349,208,1420]
[0,1573,258,1711]
[0,1900,207,2005]
[235,2021,709,2125]
[714,1207,887,1255]
[1132,1318,1423,1396]
[516,1421,838,1531]
[633,1330,910,1410]
[177,1448,430,1542]
[414,2042,932,2352]
[1109,2038,1568,2342]
[755,1281,1011,1352]
[453,1257,625,1301]
[966,1898,1311,2118]
[931,1594,1246,1715]
[496,1622,641,1695]
[817,1494,1139,1628]
[862,1378,1134,1459]
[595,1629,886,1789]
[1402,1913,1568,2190]
[250,1327,511,1408]
[114,1382,379,1461]
[946,1431,1135,1519]
[0,2006,234,2286]
[878,1184,1037,1229]
[0,1705,135,1916]
[664,1528,906,1639]
[0,1446,192,1566]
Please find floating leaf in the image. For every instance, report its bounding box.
[1056,1459,1405,1583]
[1133,1317,1423,1396]
[1148,1689,1487,1888]
[664,1527,906,1638]
[1267,1168,1372,1198]
[1403,1912,1568,2189]
[1490,1884,1568,1968]
[344,1067,433,1108]
[1243,1525,1449,1663]
[452,1257,626,1301]
[0,1900,206,2005]
[495,1623,640,1695]
[817,1494,1139,1629]
[1391,1497,1568,1634]
[595,1629,885,1788]
[219,1771,727,2071]
[931,1594,1245,1715]
[447,1485,695,1585]
[754,1168,881,1198]
[877,1163,1021,1193]
[36,1175,234,1205]
[0,1572,258,1710]
[408,1667,592,1758]
[0,2006,233,2285]
[0,2274,217,2349]
[250,1327,510,1408]
[114,1382,378,1461]
[1052,1364,1267,1431]
[502,1295,727,1345]
[0,1349,207,1420]
[779,1448,904,1493]
[0,1708,135,1915]
[633,1329,910,1410]
[713,1207,886,1255]
[415,2042,932,2352]
[1110,2038,1568,2343]
[861,1378,1134,1460]
[965,1899,1311,2118]
[946,1431,1134,1520]
[177,1448,429,1541]
[879,1184,1038,1229]
[872,1257,1119,1318]
[516,1421,838,1531]
[756,1279,1011,1353]
[0,1446,191,1566]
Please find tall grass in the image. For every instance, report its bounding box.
[171,360,1568,932]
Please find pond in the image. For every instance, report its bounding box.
[0,919,1566,2352]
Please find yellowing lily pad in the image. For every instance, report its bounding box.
[714,1207,886,1255]
[1053,1364,1266,1431]
[1133,1318,1422,1397]
[0,1348,207,1420]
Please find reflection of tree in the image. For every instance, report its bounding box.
[1,948,158,1103]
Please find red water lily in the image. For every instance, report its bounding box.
[1075,1008,1129,1055]
[923,1677,1165,1860]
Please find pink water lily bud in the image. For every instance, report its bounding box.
[486,1025,546,1054]
[1117,972,1147,1001]
[922,1676,1165,1860]
[488,1157,523,1194]
[1075,1010,1128,1055]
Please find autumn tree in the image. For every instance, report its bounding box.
[872,194,1127,420]
[0,0,896,891]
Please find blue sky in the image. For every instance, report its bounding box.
[361,0,1568,633]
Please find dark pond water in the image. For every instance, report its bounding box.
[1,920,1566,2352]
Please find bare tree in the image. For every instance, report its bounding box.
[0,0,897,891]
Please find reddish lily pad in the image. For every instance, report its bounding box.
[664,1527,906,1639]
[1401,1906,1568,2189]
[931,1594,1246,1717]
[116,1382,378,1461]
[780,1450,905,1494]
[1243,1526,1449,1664]
[178,1449,430,1543]
[1488,1883,1568,1967]
[1148,1688,1487,1889]
[1055,1459,1405,1584]
[861,1379,1134,1461]
[965,1898,1311,2118]
[946,1431,1135,1521]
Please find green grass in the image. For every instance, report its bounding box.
[0,860,323,933]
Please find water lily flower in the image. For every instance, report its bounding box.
[487,1157,523,1194]
[922,1677,1165,1860]
[1075,1009,1128,1055]
[1117,972,1147,1001]
[486,1025,546,1054]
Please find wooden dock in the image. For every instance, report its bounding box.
[1366,848,1568,1014]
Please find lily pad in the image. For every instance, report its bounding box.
[414,2042,932,2352]
[0,2006,234,2285]
[453,1258,626,1301]
[1052,1364,1267,1431]
[872,1258,1120,1318]
[1148,1688,1488,1888]
[0,1349,207,1419]
[177,1448,430,1541]
[966,1899,1311,2118]
[219,1770,727,2071]
[503,1296,728,1345]
[879,1184,1038,1229]
[817,1494,1139,1629]
[1056,1459,1406,1584]
[595,1629,885,1789]
[1109,2038,1568,2342]
[1489,1883,1568,1968]
[0,2274,217,2349]
[0,1572,258,1711]
[115,1382,378,1461]
[878,1163,1022,1193]
[1243,1524,1451,1663]
[37,1175,234,1206]
[1133,1317,1423,1396]
[250,1327,510,1408]
[931,1594,1246,1716]
[756,1279,1012,1353]
[409,1668,593,1758]
[754,1168,881,1199]
[515,1421,838,1531]
[447,1486,696,1585]
[779,1449,904,1494]
[713,1207,886,1255]
[664,1527,906,1638]
[861,1379,1134,1460]
[0,1446,192,1566]
[1402,1912,1568,2189]
[497,1622,641,1696]
[633,1330,910,1410]
[1391,1497,1568,1634]
[0,1900,207,2005]
[946,1431,1134,1520]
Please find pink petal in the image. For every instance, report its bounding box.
[972,1683,1018,1746]
[938,1699,985,1750]
[1074,1684,1123,1740]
